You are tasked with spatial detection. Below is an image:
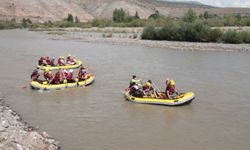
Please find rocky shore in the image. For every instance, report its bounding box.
[42,28,250,52]
[0,93,60,150]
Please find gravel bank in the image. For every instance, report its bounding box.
[47,31,250,52]
[0,93,60,150]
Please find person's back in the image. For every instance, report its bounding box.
[45,56,51,65]
[44,69,53,81]
[165,80,177,99]
[38,57,45,66]
[52,70,61,84]
[65,69,74,82]
[78,66,87,81]
[58,56,65,66]
[31,69,39,81]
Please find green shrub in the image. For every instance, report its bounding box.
[205,18,224,27]
[242,31,250,43]
[0,22,6,29]
[91,18,112,27]
[183,9,197,23]
[182,23,198,41]
[192,22,211,42]
[222,30,243,44]
[156,21,181,41]
[148,10,160,19]
[209,28,223,42]
[141,26,156,40]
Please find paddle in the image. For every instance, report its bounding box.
[152,82,161,98]
[43,69,59,90]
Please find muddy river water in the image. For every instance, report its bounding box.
[0,30,250,150]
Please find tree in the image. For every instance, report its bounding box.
[75,16,79,23]
[22,18,32,28]
[113,8,126,22]
[204,11,209,19]
[183,9,197,22]
[135,11,140,19]
[148,10,160,19]
[67,14,74,22]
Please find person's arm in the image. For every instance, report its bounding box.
[166,91,172,100]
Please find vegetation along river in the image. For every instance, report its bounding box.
[0,30,250,150]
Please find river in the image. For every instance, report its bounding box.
[0,30,250,150]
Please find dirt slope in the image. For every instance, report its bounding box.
[0,0,250,22]
[0,0,93,22]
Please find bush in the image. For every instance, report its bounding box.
[142,20,225,43]
[242,31,250,43]
[182,23,198,41]
[222,30,243,44]
[127,19,145,27]
[205,18,224,27]
[156,21,182,41]
[141,26,156,40]
[193,22,211,42]
[0,22,6,29]
[183,9,197,23]
[148,10,160,19]
[91,18,112,27]
[209,28,223,42]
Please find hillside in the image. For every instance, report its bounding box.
[0,0,93,22]
[0,0,250,22]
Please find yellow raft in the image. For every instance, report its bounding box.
[124,91,195,106]
[36,61,83,70]
[30,74,95,90]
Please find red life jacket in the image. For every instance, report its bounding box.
[167,85,176,95]
[70,57,76,63]
[58,58,65,66]
[52,72,61,84]
[46,58,51,65]
[54,72,61,81]
[66,72,74,80]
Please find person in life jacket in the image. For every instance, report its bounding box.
[38,57,45,66]
[62,69,75,83]
[57,56,65,66]
[129,82,143,98]
[143,80,155,97]
[51,57,56,66]
[129,75,142,87]
[51,69,61,84]
[43,69,53,81]
[30,69,40,81]
[165,79,178,99]
[45,56,52,66]
[78,66,87,81]
[66,54,77,65]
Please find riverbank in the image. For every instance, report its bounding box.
[0,93,60,150]
[41,28,250,52]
